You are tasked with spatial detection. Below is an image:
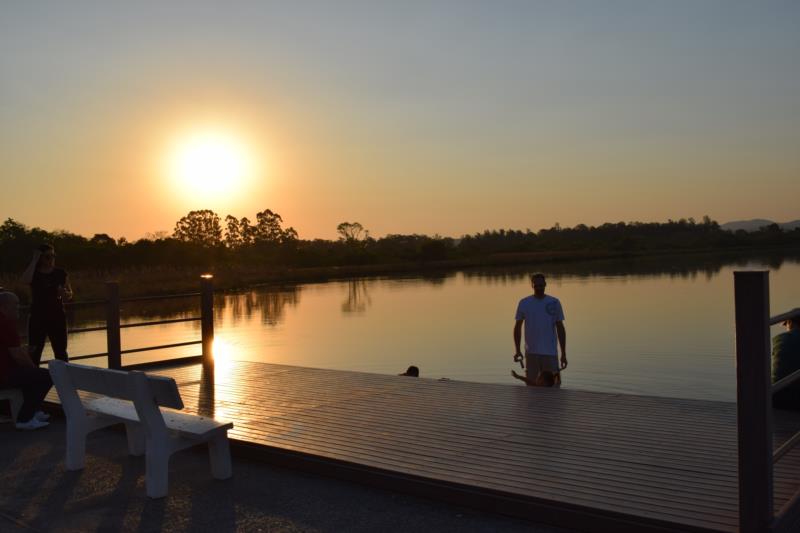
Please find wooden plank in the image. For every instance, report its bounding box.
[46,359,800,533]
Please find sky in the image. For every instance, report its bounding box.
[1,1,798,241]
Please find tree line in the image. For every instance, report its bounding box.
[1,211,798,274]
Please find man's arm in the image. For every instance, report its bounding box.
[60,274,74,301]
[556,320,567,369]
[514,319,523,358]
[21,251,41,284]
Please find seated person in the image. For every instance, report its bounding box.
[0,291,53,430]
[773,310,800,410]
[511,369,561,387]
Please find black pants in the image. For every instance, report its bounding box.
[3,367,53,423]
[28,311,68,366]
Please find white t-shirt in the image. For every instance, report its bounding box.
[515,294,565,356]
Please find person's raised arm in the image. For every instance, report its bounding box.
[21,250,41,284]
[556,320,567,369]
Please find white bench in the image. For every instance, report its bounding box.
[48,360,233,498]
[0,387,23,423]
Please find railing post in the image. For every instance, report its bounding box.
[200,275,214,367]
[105,281,121,370]
[734,271,773,533]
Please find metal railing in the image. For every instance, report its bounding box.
[771,308,800,467]
[734,272,799,533]
[36,276,215,370]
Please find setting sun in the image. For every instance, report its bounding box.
[167,129,256,200]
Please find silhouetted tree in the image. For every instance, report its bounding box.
[173,210,223,247]
[240,217,256,245]
[90,233,116,246]
[254,209,297,244]
[224,215,243,248]
[0,219,28,242]
[337,222,368,242]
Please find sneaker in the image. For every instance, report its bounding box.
[15,418,49,431]
[34,411,50,422]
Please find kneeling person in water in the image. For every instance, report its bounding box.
[513,273,567,384]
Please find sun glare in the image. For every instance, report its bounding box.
[167,129,255,199]
[211,337,236,377]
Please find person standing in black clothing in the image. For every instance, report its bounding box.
[21,244,73,365]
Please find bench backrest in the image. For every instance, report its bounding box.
[49,360,183,409]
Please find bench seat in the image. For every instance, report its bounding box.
[85,397,232,439]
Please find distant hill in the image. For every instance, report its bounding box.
[721,219,800,232]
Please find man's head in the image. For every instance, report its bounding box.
[399,365,419,377]
[530,273,547,297]
[0,291,20,320]
[37,244,55,269]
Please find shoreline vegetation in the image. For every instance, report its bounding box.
[2,245,798,305]
[2,212,799,303]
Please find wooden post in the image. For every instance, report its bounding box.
[734,271,773,533]
[200,275,214,367]
[106,282,121,370]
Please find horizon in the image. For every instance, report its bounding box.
[2,2,799,240]
[3,213,797,243]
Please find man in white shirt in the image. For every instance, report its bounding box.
[513,273,567,385]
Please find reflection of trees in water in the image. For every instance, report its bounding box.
[60,286,301,328]
[48,295,202,330]
[341,280,371,314]
[462,250,800,284]
[222,287,300,325]
[377,273,456,291]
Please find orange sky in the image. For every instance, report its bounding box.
[1,2,798,240]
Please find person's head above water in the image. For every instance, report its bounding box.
[399,365,419,377]
[530,273,546,298]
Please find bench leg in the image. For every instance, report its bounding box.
[208,433,232,480]
[145,446,170,499]
[125,423,145,456]
[65,424,87,471]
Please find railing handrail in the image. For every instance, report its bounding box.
[120,317,201,329]
[120,340,202,355]
[770,308,800,326]
[29,278,214,370]
[17,291,204,311]
[773,430,800,464]
[773,368,800,395]
[119,292,202,303]
[19,298,107,311]
[63,317,201,336]
[770,306,800,474]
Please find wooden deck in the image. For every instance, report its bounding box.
[52,360,800,532]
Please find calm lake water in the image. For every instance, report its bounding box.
[38,253,800,402]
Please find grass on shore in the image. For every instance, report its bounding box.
[1,245,794,304]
